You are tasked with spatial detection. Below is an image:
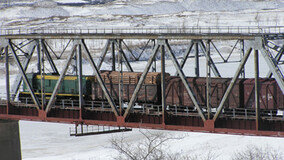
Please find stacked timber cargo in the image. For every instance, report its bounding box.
[91,71,170,104]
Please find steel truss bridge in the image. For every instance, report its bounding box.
[0,26,283,137]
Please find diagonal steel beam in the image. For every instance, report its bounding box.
[9,40,40,110]
[267,45,284,78]
[213,48,253,121]
[123,44,160,118]
[45,44,77,112]
[137,39,151,60]
[260,47,284,93]
[165,40,206,122]
[10,41,28,55]
[211,41,226,62]
[11,41,36,100]
[97,40,110,70]
[199,41,221,77]
[59,39,71,59]
[122,40,137,60]
[175,40,194,76]
[44,40,59,59]
[115,40,133,72]
[80,39,119,116]
[225,40,239,61]
[41,39,59,74]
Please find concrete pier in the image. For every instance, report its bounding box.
[0,120,22,160]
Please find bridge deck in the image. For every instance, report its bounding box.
[0,26,283,39]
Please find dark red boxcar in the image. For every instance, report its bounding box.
[166,77,244,109]
[243,78,284,110]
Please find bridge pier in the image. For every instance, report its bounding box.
[0,120,21,160]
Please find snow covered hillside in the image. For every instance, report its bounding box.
[0,0,283,29]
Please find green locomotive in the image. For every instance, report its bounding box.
[19,73,94,100]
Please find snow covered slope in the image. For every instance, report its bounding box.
[0,0,283,28]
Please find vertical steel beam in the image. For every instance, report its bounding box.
[111,40,115,71]
[5,46,10,105]
[36,40,41,73]
[41,40,59,74]
[213,48,253,121]
[123,44,160,118]
[9,40,40,110]
[77,43,83,109]
[80,39,119,116]
[97,40,110,70]
[161,44,166,124]
[118,39,123,115]
[152,40,157,72]
[40,39,45,109]
[195,41,200,77]
[11,42,36,100]
[45,45,77,112]
[175,40,194,76]
[199,41,221,77]
[254,49,260,130]
[240,40,245,78]
[206,40,211,119]
[165,40,206,122]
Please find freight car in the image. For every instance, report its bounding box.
[165,77,284,110]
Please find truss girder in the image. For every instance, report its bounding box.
[164,40,206,121]
[213,48,253,121]
[199,41,221,77]
[114,40,133,72]
[174,40,194,76]
[80,39,119,116]
[260,47,284,93]
[9,40,40,110]
[45,44,77,112]
[41,39,59,74]
[97,40,111,70]
[11,41,36,100]
[123,44,160,118]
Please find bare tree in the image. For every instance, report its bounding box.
[110,130,184,160]
[232,145,283,160]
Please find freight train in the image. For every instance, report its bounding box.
[19,71,284,111]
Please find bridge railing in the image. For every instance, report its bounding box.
[0,26,283,35]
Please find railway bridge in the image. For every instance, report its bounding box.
[0,26,283,159]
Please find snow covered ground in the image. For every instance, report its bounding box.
[0,0,284,159]
[19,121,284,160]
